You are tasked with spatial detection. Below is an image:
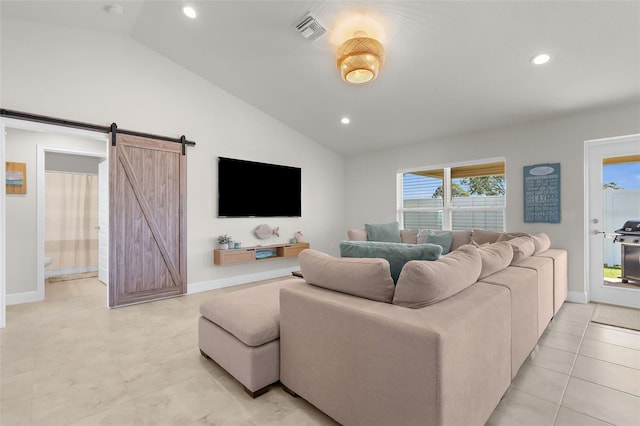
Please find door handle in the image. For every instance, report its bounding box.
[592,230,605,235]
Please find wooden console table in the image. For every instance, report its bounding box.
[214,242,309,266]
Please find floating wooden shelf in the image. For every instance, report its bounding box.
[214,242,309,266]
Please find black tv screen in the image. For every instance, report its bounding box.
[218,157,302,217]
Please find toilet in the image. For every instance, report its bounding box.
[44,257,52,269]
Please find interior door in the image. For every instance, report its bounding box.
[109,133,187,307]
[98,159,109,285]
[586,134,640,309]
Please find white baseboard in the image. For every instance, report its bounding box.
[6,290,43,305]
[188,266,300,295]
[566,291,589,304]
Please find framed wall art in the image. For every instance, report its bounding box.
[5,162,27,194]
[523,163,560,223]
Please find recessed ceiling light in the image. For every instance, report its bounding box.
[182,6,197,19]
[530,53,551,65]
[341,117,350,124]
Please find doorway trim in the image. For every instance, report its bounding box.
[584,133,640,308]
[0,117,108,328]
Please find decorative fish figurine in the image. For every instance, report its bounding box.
[255,224,280,239]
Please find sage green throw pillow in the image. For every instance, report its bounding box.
[339,240,442,283]
[365,221,401,243]
[423,230,454,254]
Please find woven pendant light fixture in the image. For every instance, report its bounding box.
[337,31,384,84]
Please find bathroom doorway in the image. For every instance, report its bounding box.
[0,118,108,327]
[42,151,104,286]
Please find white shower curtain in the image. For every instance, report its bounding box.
[44,172,99,274]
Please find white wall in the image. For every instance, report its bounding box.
[1,18,345,295]
[345,101,640,300]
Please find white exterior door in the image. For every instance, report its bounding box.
[98,159,109,285]
[586,134,640,308]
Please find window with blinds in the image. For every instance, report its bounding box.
[399,160,506,231]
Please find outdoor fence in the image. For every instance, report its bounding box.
[402,196,504,231]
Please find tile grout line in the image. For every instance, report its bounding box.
[550,304,594,426]
[576,342,640,372]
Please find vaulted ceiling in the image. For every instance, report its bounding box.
[2,1,639,156]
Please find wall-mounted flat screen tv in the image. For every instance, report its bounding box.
[218,156,302,217]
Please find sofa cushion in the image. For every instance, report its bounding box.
[471,228,503,245]
[347,228,367,241]
[299,249,396,303]
[450,229,473,251]
[339,241,442,283]
[477,241,514,279]
[531,232,551,254]
[392,245,482,308]
[496,232,528,241]
[417,229,471,251]
[401,229,419,244]
[506,236,536,264]
[422,230,454,254]
[496,231,550,254]
[365,221,401,243]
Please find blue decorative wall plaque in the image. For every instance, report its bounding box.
[523,163,561,223]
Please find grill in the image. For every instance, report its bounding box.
[613,220,640,284]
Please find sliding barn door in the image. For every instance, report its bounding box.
[109,134,187,307]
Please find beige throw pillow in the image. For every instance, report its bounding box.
[496,232,527,241]
[347,228,367,241]
[507,236,536,264]
[471,228,503,245]
[299,249,396,303]
[392,245,481,309]
[401,229,419,244]
[450,230,473,251]
[477,241,514,279]
[531,232,551,254]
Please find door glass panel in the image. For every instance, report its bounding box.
[602,158,640,284]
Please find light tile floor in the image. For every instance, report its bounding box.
[487,301,640,426]
[1,277,639,426]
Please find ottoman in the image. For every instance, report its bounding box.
[198,278,302,397]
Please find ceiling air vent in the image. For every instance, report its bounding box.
[296,14,326,41]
